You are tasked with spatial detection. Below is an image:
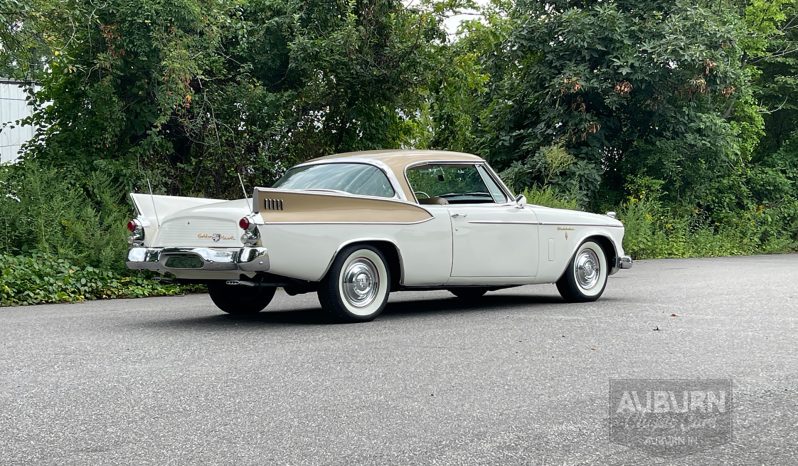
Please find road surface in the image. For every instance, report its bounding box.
[1,255,796,464]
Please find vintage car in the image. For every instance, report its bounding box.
[127,150,632,322]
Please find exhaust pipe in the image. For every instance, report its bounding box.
[225,279,258,287]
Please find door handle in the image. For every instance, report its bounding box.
[451,213,468,218]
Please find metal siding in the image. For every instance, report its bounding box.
[0,82,38,164]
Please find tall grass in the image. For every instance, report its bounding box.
[520,184,797,260]
[617,197,797,259]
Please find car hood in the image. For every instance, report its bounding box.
[531,205,623,227]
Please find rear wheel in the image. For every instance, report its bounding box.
[207,282,276,315]
[556,240,608,302]
[318,245,391,323]
[448,288,489,299]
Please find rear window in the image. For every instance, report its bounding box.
[272,163,395,198]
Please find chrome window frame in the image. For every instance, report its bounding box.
[277,160,405,200]
[475,164,508,204]
[403,160,516,206]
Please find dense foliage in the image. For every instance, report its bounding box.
[1,0,796,305]
[0,253,191,306]
[8,0,445,197]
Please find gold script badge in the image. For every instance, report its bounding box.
[197,233,234,242]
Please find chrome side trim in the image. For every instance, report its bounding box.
[539,222,625,228]
[260,218,434,226]
[467,220,540,225]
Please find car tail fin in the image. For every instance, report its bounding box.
[129,193,223,223]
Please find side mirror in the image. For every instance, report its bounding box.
[515,194,527,206]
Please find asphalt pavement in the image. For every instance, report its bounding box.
[1,255,796,465]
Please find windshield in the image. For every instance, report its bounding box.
[272,163,396,198]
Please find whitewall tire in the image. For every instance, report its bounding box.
[556,240,608,302]
[318,245,391,322]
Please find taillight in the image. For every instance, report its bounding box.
[127,219,144,233]
[239,216,259,245]
[127,219,144,244]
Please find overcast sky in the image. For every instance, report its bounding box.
[403,0,489,36]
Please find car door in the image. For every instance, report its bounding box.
[447,165,539,278]
[406,162,539,279]
[448,204,539,278]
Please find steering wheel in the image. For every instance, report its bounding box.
[414,191,431,199]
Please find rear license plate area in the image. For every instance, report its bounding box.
[164,255,204,269]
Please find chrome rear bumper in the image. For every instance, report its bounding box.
[126,247,269,273]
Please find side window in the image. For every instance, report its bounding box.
[272,163,395,198]
[407,164,500,205]
[476,165,508,203]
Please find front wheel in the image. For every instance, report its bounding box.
[318,245,391,323]
[556,241,608,302]
[208,282,276,315]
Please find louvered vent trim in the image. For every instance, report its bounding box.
[264,198,284,210]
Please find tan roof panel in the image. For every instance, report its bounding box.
[311,149,483,165]
[306,150,486,200]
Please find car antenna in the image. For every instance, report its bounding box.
[147,178,161,227]
[237,172,252,211]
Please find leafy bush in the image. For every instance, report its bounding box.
[522,186,580,210]
[0,163,197,306]
[0,163,129,272]
[0,253,195,306]
[618,197,798,260]
[499,144,583,211]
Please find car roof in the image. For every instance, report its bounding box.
[310,149,484,166]
[305,150,486,200]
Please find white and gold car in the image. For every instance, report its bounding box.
[127,150,631,322]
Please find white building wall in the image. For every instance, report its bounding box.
[0,80,38,164]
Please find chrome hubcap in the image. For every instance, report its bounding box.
[342,258,379,308]
[575,249,600,290]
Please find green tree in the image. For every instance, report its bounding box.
[748,1,798,157]
[0,0,53,80]
[19,0,444,198]
[476,0,757,211]
[422,0,509,152]
[20,0,225,191]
